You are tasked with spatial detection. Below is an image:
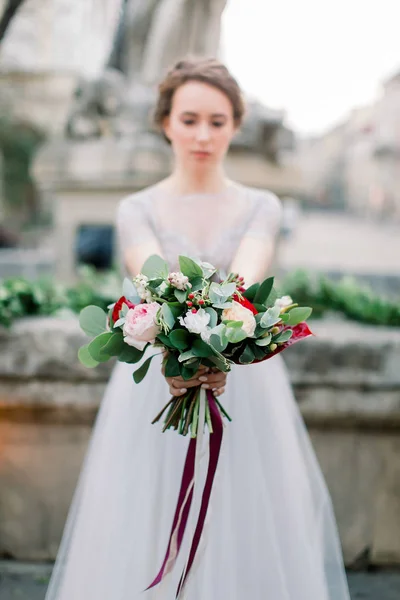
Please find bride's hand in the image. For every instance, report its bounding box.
[162,363,227,398]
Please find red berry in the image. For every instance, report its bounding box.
[188,293,195,299]
[191,308,197,313]
[187,301,193,307]
[198,299,205,305]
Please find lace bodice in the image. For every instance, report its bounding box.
[116,181,282,273]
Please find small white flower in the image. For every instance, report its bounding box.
[133,274,152,301]
[274,295,293,310]
[179,308,210,334]
[168,271,191,291]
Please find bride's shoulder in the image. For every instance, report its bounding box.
[117,184,160,222]
[118,184,158,209]
[238,183,282,213]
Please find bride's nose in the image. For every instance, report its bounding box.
[196,122,211,142]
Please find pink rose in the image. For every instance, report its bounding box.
[122,302,161,350]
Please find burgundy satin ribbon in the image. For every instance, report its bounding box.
[176,390,223,598]
[145,389,223,597]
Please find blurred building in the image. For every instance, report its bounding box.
[298,70,400,219]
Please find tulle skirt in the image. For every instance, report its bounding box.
[45,353,350,600]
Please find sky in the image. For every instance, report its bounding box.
[221,0,399,136]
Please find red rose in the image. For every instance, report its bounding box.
[112,296,135,324]
[232,293,258,315]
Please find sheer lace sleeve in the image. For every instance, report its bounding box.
[116,192,156,252]
[245,190,283,240]
[116,191,163,275]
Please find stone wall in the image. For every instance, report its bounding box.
[0,316,400,564]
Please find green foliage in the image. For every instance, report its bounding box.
[280,270,400,327]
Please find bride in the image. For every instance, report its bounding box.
[45,57,351,599]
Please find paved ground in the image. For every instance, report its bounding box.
[1,563,400,599]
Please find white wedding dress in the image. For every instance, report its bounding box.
[45,182,350,600]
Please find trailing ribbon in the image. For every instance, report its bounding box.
[145,388,224,597]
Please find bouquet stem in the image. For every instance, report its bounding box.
[152,386,230,437]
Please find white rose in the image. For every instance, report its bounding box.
[274,295,293,310]
[222,300,256,337]
[179,308,210,334]
[168,271,191,291]
[123,302,161,350]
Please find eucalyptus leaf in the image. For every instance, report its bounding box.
[260,305,281,328]
[174,289,187,303]
[179,256,203,278]
[78,344,99,368]
[199,261,217,278]
[113,317,125,328]
[141,255,169,279]
[165,353,180,377]
[239,345,255,364]
[122,278,141,303]
[274,329,293,343]
[209,329,229,352]
[190,277,204,292]
[223,319,243,329]
[79,305,108,337]
[161,303,176,330]
[252,345,266,360]
[192,338,214,357]
[100,331,125,356]
[181,362,200,380]
[225,327,248,343]
[219,283,237,297]
[169,329,190,350]
[133,355,156,383]
[255,334,272,346]
[208,355,230,372]
[87,332,114,362]
[156,333,176,349]
[285,307,312,326]
[211,301,233,309]
[178,350,197,362]
[204,307,218,328]
[118,345,145,364]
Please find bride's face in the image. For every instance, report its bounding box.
[163,80,237,169]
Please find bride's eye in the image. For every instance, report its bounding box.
[183,119,196,126]
[212,122,225,128]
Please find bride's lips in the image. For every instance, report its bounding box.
[191,150,211,158]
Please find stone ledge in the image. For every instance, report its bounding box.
[1,317,400,385]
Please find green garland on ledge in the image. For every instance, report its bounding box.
[0,268,399,328]
[280,270,400,327]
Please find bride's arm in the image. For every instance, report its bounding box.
[229,236,276,288]
[116,194,164,276]
[229,191,282,287]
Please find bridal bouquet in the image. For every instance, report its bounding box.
[79,254,312,437]
[78,254,313,597]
